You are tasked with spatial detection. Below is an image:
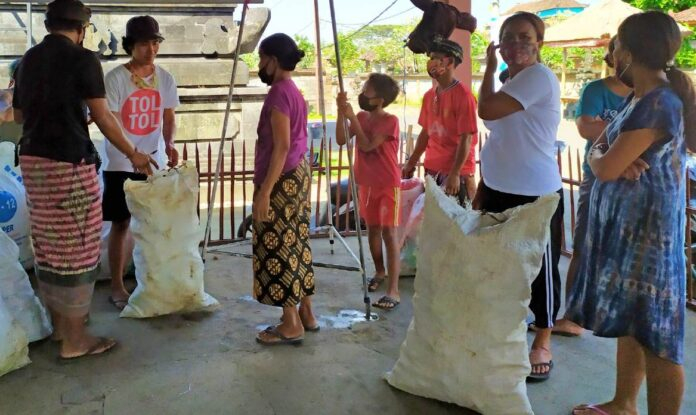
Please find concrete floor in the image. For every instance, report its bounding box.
[0,237,694,415]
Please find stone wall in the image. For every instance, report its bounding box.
[0,6,269,58]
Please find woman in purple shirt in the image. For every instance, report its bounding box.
[252,34,318,346]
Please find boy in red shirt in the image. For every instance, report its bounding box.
[402,37,478,205]
[336,73,402,310]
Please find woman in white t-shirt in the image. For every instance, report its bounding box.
[475,11,563,383]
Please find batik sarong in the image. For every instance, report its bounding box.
[252,160,315,307]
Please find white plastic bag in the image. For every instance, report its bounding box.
[399,193,425,276]
[385,178,559,415]
[397,177,424,245]
[0,160,33,269]
[0,231,52,342]
[0,142,18,173]
[0,293,30,378]
[120,161,218,318]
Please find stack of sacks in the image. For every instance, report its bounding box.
[0,143,33,269]
[0,232,34,378]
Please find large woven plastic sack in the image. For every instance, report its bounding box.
[0,158,33,269]
[385,177,559,414]
[0,231,52,342]
[0,293,30,378]
[120,161,219,318]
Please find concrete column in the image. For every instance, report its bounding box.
[449,0,472,87]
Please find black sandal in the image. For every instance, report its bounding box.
[367,276,385,292]
[527,360,554,382]
[256,326,304,346]
[372,295,400,310]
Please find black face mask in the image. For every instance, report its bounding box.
[258,62,274,86]
[358,93,378,112]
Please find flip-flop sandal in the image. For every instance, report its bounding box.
[256,326,303,346]
[58,337,117,363]
[528,322,582,337]
[304,325,321,332]
[527,360,554,382]
[108,296,128,311]
[367,277,385,292]
[571,404,611,415]
[372,296,400,310]
[277,317,320,332]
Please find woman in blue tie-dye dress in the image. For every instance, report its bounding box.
[568,11,696,415]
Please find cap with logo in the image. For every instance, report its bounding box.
[428,36,463,65]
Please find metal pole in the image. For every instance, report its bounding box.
[201,0,249,262]
[327,0,371,320]
[313,0,336,254]
[26,2,32,50]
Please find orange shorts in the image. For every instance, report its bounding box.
[358,186,400,228]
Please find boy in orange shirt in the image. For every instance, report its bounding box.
[336,74,402,310]
[402,37,478,205]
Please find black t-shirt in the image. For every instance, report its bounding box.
[13,34,106,164]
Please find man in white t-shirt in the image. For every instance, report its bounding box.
[103,15,179,310]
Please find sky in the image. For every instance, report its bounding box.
[259,0,602,43]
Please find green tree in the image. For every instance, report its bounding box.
[350,23,417,73]
[471,31,488,73]
[324,33,363,75]
[294,35,316,70]
[240,52,259,71]
[624,0,693,10]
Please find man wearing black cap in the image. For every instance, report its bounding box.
[402,37,479,206]
[103,15,179,310]
[12,0,156,360]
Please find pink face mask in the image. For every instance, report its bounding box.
[499,41,538,66]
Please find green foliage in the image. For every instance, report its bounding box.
[324,33,363,75]
[541,47,600,72]
[677,30,696,68]
[624,0,696,69]
[471,31,489,73]
[624,0,694,10]
[294,35,317,70]
[240,52,259,71]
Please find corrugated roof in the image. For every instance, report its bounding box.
[673,7,696,25]
[503,0,587,16]
[545,0,691,48]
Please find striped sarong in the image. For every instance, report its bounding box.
[19,155,102,287]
